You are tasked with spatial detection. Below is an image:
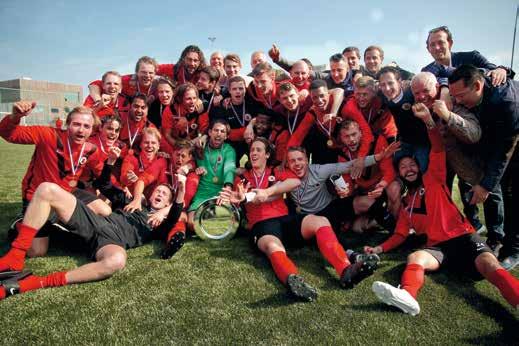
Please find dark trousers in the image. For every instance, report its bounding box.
[500,142,519,255]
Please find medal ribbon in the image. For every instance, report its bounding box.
[67,138,86,177]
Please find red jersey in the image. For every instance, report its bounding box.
[236,167,297,228]
[287,95,374,155]
[342,97,397,141]
[139,159,199,208]
[82,135,127,188]
[120,152,164,195]
[0,116,103,201]
[119,113,154,150]
[161,104,209,142]
[380,128,474,252]
[338,135,396,191]
[247,81,281,110]
[269,127,290,162]
[157,63,199,85]
[83,94,130,119]
[89,74,151,99]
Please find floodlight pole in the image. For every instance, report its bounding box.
[511,4,519,69]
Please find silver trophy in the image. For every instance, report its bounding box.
[193,197,241,241]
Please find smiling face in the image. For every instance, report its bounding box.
[427,31,453,64]
[354,86,376,109]
[67,112,94,145]
[136,62,155,87]
[253,72,274,96]
[287,149,308,178]
[210,52,224,69]
[378,72,402,101]
[411,78,438,109]
[448,79,483,109]
[310,86,330,112]
[343,51,360,70]
[99,119,121,145]
[364,49,383,74]
[184,52,201,74]
[196,72,215,92]
[398,157,419,183]
[279,87,299,111]
[254,114,271,136]
[102,73,122,96]
[149,184,173,210]
[157,83,173,105]
[249,140,269,169]
[290,61,310,87]
[140,131,160,158]
[130,98,148,122]
[330,60,348,84]
[224,59,241,78]
[251,52,266,69]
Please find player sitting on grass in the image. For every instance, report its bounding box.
[365,105,519,316]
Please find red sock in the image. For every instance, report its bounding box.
[19,272,68,293]
[0,223,38,271]
[401,263,424,298]
[487,268,519,307]
[0,272,67,300]
[315,226,350,276]
[167,221,186,242]
[268,251,298,284]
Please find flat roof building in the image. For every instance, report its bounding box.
[0,78,83,125]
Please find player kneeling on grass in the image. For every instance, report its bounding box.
[0,165,185,300]
[364,108,519,316]
[218,138,378,302]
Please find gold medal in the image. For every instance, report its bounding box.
[327,139,333,148]
[212,176,219,183]
[295,206,302,214]
[68,180,77,187]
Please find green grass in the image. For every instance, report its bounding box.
[0,139,517,345]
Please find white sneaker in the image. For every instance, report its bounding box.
[372,281,420,316]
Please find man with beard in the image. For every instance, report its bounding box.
[157,45,207,85]
[119,95,154,152]
[365,109,519,316]
[187,119,236,230]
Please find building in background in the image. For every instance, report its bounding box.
[0,78,82,126]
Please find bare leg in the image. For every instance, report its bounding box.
[66,244,127,284]
[86,199,112,217]
[23,182,77,229]
[300,215,330,240]
[386,180,402,217]
[257,235,286,256]
[27,237,49,258]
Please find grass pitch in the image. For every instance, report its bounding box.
[0,139,517,345]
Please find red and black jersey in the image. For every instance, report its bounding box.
[157,63,199,85]
[287,94,374,154]
[236,167,297,228]
[89,74,151,99]
[83,94,130,119]
[119,113,154,150]
[161,104,209,142]
[246,81,282,111]
[0,116,103,201]
[120,151,164,195]
[139,158,199,208]
[338,135,396,191]
[342,96,397,141]
[380,128,474,252]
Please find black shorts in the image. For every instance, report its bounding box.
[316,197,355,225]
[423,233,493,280]
[22,188,102,238]
[63,199,125,258]
[251,214,307,248]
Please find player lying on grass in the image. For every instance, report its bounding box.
[217,137,388,301]
[365,106,519,316]
[0,162,185,300]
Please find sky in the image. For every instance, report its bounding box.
[0,0,518,97]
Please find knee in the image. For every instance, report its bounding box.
[407,251,425,265]
[475,252,500,276]
[353,197,367,214]
[34,182,61,200]
[387,182,401,202]
[103,252,127,273]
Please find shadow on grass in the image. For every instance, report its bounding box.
[247,292,306,309]
[430,270,518,344]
